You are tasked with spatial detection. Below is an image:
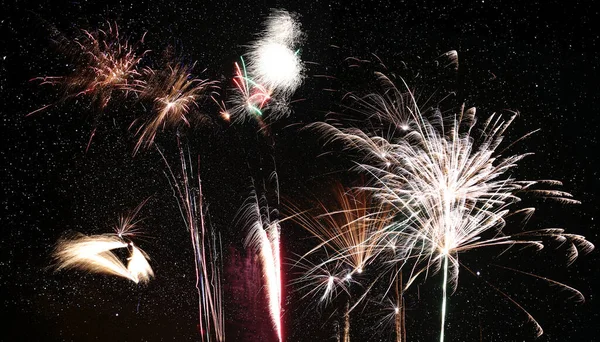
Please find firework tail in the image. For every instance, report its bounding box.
[440,254,449,342]
[343,301,350,342]
[158,135,224,341]
[395,270,405,342]
[237,186,283,341]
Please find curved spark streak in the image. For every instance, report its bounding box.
[237,191,283,341]
[53,201,154,284]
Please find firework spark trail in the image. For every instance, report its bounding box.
[309,69,594,339]
[53,201,154,284]
[127,242,154,284]
[229,57,272,120]
[54,234,131,278]
[130,64,217,154]
[343,301,350,342]
[291,256,356,306]
[236,189,283,341]
[158,141,225,341]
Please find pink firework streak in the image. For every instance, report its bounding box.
[229,58,273,120]
[237,190,283,341]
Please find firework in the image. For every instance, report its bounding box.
[131,64,216,153]
[32,22,147,110]
[236,189,283,341]
[158,142,225,342]
[30,22,148,151]
[247,10,304,95]
[127,243,154,283]
[291,184,391,295]
[228,10,304,122]
[310,70,594,339]
[229,57,273,119]
[53,201,154,284]
[291,257,355,306]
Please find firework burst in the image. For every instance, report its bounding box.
[32,22,148,110]
[227,10,304,122]
[53,200,154,284]
[247,9,304,96]
[310,69,594,339]
[292,184,391,282]
[131,63,216,153]
[30,22,149,151]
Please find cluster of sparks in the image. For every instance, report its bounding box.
[130,64,217,154]
[294,66,594,340]
[227,10,304,122]
[34,10,595,342]
[53,200,154,284]
[30,23,214,153]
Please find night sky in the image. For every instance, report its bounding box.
[1,0,599,341]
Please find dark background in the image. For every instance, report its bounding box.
[1,0,599,341]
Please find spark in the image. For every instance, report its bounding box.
[29,22,148,150]
[292,184,390,275]
[228,10,304,122]
[247,10,304,94]
[31,22,147,111]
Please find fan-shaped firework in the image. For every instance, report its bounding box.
[290,184,392,303]
[53,201,154,284]
[130,63,216,153]
[309,70,594,340]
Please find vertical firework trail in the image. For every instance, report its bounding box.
[237,181,283,341]
[394,271,405,342]
[440,254,449,342]
[343,301,350,342]
[159,135,225,341]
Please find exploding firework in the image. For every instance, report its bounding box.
[247,9,304,96]
[229,57,273,119]
[290,184,392,304]
[32,22,147,110]
[131,63,216,153]
[309,69,594,340]
[53,200,154,284]
[228,10,304,122]
[30,22,149,151]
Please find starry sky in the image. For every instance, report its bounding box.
[1,0,599,341]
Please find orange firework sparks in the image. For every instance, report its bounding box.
[32,22,148,110]
[131,63,216,153]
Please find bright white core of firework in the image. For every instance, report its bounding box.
[252,42,302,92]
